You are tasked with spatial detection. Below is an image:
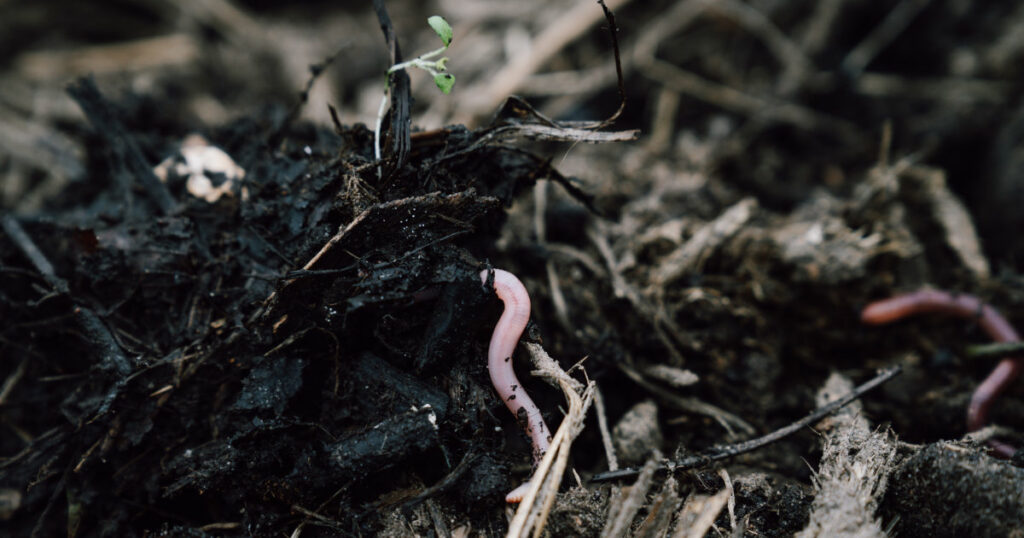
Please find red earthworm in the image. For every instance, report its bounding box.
[481,268,552,503]
[862,289,1021,457]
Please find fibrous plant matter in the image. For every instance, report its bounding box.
[796,373,897,538]
[590,367,902,483]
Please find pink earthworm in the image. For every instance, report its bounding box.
[862,289,1021,457]
[480,268,552,503]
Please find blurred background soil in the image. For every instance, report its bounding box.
[2,0,1024,536]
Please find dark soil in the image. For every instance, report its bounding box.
[2,0,1023,536]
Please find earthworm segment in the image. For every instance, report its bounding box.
[862,289,1021,457]
[480,268,552,503]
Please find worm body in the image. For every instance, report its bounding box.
[862,290,1022,457]
[480,269,551,503]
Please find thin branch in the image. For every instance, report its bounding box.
[841,0,935,79]
[590,366,902,482]
[595,0,626,129]
[459,0,635,122]
[594,386,620,472]
[618,361,754,437]
[66,77,176,214]
[966,341,1024,360]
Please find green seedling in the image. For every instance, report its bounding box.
[375,15,456,167]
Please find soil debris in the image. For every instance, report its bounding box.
[3,0,1024,535]
[881,442,1024,537]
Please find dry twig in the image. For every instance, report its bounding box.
[618,362,754,437]
[632,476,682,538]
[457,0,635,123]
[651,197,758,287]
[588,223,690,364]
[506,344,595,538]
[841,0,936,78]
[593,386,620,473]
[600,456,660,538]
[592,366,902,482]
[670,487,731,538]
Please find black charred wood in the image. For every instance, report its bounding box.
[66,77,176,215]
[353,353,449,419]
[328,405,440,480]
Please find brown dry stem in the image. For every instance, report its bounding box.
[506,344,595,538]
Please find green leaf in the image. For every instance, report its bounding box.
[428,16,453,47]
[433,73,455,94]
